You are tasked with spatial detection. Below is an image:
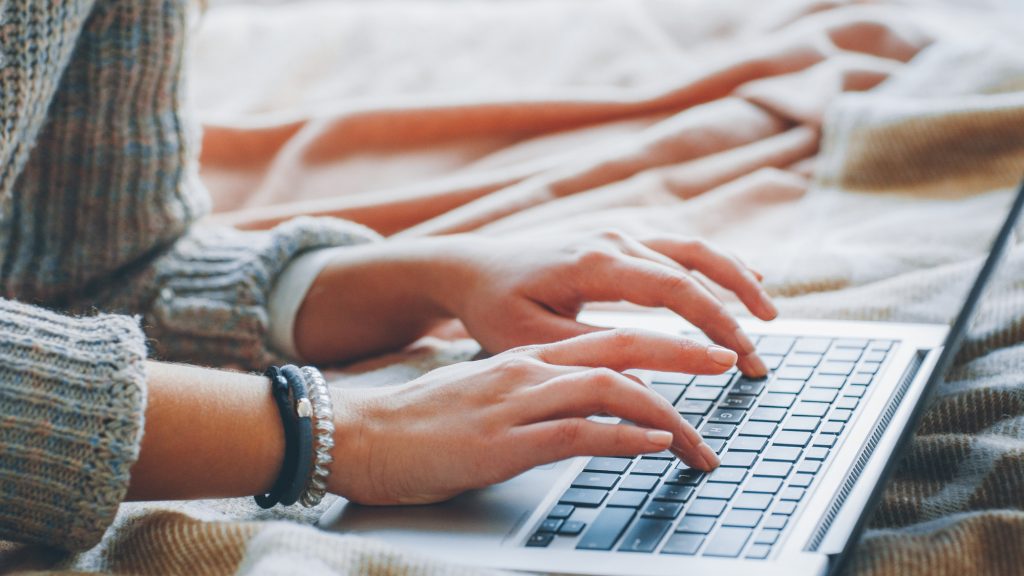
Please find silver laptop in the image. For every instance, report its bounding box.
[320,177,1024,576]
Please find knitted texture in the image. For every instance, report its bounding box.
[0,299,147,551]
[0,0,378,553]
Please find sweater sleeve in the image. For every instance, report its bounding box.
[100,216,381,368]
[0,298,147,551]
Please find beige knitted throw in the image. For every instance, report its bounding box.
[5,1,1024,574]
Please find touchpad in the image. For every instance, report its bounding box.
[318,459,578,547]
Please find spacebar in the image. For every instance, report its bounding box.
[576,507,636,551]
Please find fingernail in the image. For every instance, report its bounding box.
[707,345,738,368]
[742,352,768,378]
[759,288,778,319]
[646,430,673,447]
[733,328,756,355]
[698,442,721,469]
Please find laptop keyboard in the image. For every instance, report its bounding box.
[524,334,895,559]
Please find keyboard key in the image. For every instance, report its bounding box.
[721,451,757,468]
[761,355,784,370]
[792,402,828,417]
[797,461,821,474]
[681,414,703,428]
[763,514,788,530]
[577,508,636,550]
[780,487,805,501]
[665,468,704,485]
[848,373,873,386]
[870,340,894,351]
[697,483,736,500]
[607,490,648,508]
[802,388,838,403]
[731,378,766,396]
[732,492,773,510]
[767,380,804,394]
[709,468,747,484]
[619,519,672,553]
[744,477,782,494]
[773,501,797,515]
[772,431,811,447]
[805,447,829,460]
[789,473,814,488]
[860,363,881,374]
[813,434,837,448]
[549,504,574,519]
[708,408,746,424]
[746,544,772,559]
[740,422,777,437]
[757,336,794,356]
[650,372,694,385]
[783,416,820,432]
[794,337,831,354]
[703,527,753,557]
[620,475,659,491]
[835,338,868,349]
[632,460,671,475]
[662,533,705,555]
[705,438,727,453]
[730,436,767,452]
[573,472,619,490]
[776,366,813,381]
[820,421,845,434]
[758,394,795,409]
[539,518,563,532]
[702,423,737,439]
[685,386,722,401]
[864,350,887,362]
[654,484,694,502]
[835,397,858,410]
[693,373,735,388]
[676,515,717,534]
[827,348,862,362]
[688,499,727,517]
[652,384,685,405]
[808,375,846,389]
[786,353,822,367]
[754,529,780,546]
[753,462,792,478]
[750,407,787,422]
[830,409,853,423]
[643,501,683,520]
[642,450,676,460]
[560,488,607,507]
[846,384,869,396]
[722,509,762,528]
[719,395,756,410]
[585,457,632,474]
[676,399,713,415]
[559,520,586,536]
[763,446,801,462]
[527,532,554,547]
[818,362,855,376]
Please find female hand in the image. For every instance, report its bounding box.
[295,229,775,376]
[326,329,733,505]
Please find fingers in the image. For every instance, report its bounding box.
[513,368,719,470]
[525,328,738,375]
[643,236,777,321]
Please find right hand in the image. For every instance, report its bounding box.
[327,328,732,506]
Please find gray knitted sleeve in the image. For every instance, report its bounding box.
[0,298,147,551]
[101,216,381,368]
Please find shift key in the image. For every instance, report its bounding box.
[576,508,636,550]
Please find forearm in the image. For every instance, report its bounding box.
[126,362,282,501]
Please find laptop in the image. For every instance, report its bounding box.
[320,177,1024,576]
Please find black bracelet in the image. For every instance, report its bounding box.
[255,366,297,509]
[278,365,314,506]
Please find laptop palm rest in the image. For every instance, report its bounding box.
[318,458,577,552]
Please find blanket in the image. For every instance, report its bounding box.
[5,0,1024,574]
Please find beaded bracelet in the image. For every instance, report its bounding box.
[300,366,334,507]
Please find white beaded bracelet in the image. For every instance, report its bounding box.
[300,366,334,507]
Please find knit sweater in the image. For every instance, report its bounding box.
[0,0,377,551]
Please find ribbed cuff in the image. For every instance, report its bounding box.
[0,299,147,551]
[141,216,381,368]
